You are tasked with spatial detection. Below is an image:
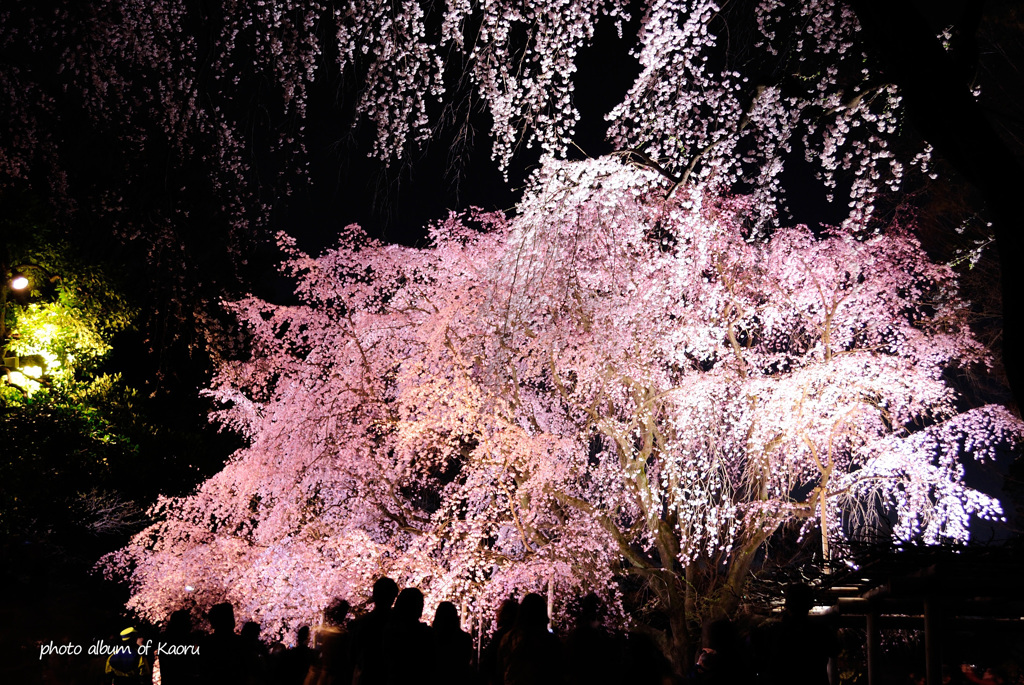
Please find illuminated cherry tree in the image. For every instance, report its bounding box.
[106,157,1021,664]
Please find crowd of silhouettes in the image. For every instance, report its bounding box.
[69,578,1019,685]
[138,578,668,685]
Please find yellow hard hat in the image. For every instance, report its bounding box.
[119,627,138,640]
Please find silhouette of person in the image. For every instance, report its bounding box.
[760,583,838,685]
[621,631,675,685]
[689,618,747,684]
[265,639,287,685]
[306,599,353,685]
[350,577,399,685]
[497,593,563,685]
[200,602,244,685]
[430,601,474,685]
[274,626,315,685]
[565,593,620,685]
[240,621,270,684]
[382,588,434,685]
[481,599,519,685]
[962,663,1007,684]
[159,610,200,684]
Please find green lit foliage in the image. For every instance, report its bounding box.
[8,301,113,385]
[2,192,135,398]
[2,246,136,391]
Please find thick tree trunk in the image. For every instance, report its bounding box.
[652,572,695,676]
[655,523,695,674]
[718,532,767,617]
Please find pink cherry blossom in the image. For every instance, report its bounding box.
[105,159,1021,664]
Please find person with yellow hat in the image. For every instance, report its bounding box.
[104,626,152,684]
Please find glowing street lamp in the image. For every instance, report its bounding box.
[6,263,58,293]
[10,273,29,291]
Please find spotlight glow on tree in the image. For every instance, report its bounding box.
[107,158,1022,662]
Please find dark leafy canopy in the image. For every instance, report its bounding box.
[0,379,238,544]
[1,382,146,540]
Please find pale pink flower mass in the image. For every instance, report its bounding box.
[106,158,1022,637]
